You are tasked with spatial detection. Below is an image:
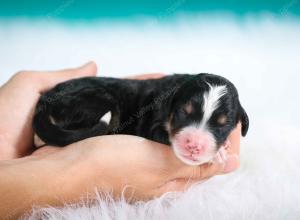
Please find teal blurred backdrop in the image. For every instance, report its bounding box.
[0,0,300,20]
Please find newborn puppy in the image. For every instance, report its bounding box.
[33,73,249,165]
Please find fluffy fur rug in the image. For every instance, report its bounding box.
[0,14,299,220]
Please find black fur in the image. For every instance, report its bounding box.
[33,74,249,147]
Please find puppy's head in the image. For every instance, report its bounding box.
[167,74,249,165]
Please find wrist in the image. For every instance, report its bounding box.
[0,156,52,218]
[0,151,85,218]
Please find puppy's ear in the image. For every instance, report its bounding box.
[239,104,249,136]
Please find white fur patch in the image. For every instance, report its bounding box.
[199,83,227,128]
[100,111,112,125]
[34,134,45,147]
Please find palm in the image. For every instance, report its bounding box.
[0,75,40,157]
[0,62,97,159]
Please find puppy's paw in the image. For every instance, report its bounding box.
[99,111,112,125]
[34,134,46,148]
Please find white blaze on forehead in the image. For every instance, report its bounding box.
[200,83,227,128]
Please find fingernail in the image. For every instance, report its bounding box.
[223,154,239,173]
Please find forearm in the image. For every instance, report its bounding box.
[0,154,74,219]
[0,138,128,219]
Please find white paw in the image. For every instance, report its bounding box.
[100,111,112,125]
[34,134,46,148]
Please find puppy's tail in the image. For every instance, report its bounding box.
[33,91,119,147]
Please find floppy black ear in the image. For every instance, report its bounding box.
[239,104,249,137]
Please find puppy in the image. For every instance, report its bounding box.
[33,73,249,165]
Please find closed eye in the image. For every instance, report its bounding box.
[180,107,190,117]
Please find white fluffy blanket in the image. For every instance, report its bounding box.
[1,14,299,220]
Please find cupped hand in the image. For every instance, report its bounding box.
[31,126,240,202]
[0,62,97,159]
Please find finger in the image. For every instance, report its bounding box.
[39,61,98,92]
[195,162,224,179]
[222,154,239,174]
[154,154,236,197]
[154,162,223,197]
[171,147,237,181]
[126,73,165,80]
[227,122,241,155]
[156,156,239,196]
[217,122,241,174]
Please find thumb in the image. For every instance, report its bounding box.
[39,61,98,92]
[154,159,225,196]
[173,153,239,182]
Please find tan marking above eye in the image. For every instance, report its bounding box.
[184,103,193,114]
[217,115,227,125]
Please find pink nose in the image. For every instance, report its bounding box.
[176,130,210,156]
[183,137,207,155]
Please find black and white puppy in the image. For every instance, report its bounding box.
[33,73,249,165]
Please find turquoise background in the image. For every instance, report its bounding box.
[0,0,299,20]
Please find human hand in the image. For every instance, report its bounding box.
[31,125,241,203]
[0,62,97,159]
[0,124,240,219]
